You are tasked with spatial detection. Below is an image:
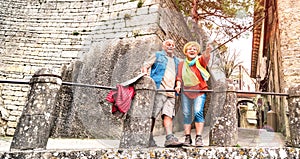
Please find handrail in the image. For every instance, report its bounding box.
[0,79,289,96]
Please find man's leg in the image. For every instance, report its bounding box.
[163,115,173,135]
[162,97,182,147]
[149,94,163,147]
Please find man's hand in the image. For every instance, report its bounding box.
[141,67,150,76]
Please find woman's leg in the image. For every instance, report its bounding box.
[194,94,206,135]
[195,122,204,135]
[182,94,193,146]
[193,94,206,146]
[182,93,193,134]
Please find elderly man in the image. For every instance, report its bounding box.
[141,39,182,147]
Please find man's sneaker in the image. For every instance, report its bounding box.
[149,133,157,147]
[164,134,183,147]
[195,135,204,147]
[183,134,192,146]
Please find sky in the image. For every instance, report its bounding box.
[227,34,253,74]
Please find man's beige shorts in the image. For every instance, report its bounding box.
[152,93,175,118]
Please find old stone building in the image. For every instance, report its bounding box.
[251,0,300,137]
[0,0,208,137]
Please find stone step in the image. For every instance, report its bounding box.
[0,127,295,158]
[0,127,286,151]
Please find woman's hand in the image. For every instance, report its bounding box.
[175,81,181,94]
[175,86,181,94]
[202,43,212,58]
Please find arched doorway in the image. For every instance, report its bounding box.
[237,99,258,129]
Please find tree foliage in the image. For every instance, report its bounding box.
[175,0,256,39]
[174,0,260,78]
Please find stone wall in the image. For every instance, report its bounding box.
[258,0,300,135]
[277,0,300,88]
[273,0,300,135]
[1,147,299,159]
[278,8,299,137]
[261,0,285,133]
[0,0,196,136]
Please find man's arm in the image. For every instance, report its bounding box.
[141,66,149,75]
[141,53,156,76]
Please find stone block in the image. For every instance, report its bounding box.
[287,85,300,148]
[10,110,22,116]
[119,117,152,148]
[7,121,18,128]
[136,7,149,15]
[8,116,17,122]
[119,76,156,148]
[10,69,62,150]
[149,4,159,13]
[209,80,238,146]
[6,128,15,136]
[10,115,55,150]
[6,105,18,110]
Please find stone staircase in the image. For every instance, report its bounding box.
[1,127,298,158]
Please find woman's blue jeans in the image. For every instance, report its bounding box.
[181,93,206,124]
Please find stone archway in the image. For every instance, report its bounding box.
[237,99,257,129]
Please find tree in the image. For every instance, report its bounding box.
[175,0,257,40]
[216,48,243,78]
[174,0,262,78]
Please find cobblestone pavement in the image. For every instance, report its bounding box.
[0,127,286,152]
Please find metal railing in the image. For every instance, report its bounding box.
[0,79,289,96]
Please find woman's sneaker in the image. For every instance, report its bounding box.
[164,134,183,147]
[183,134,192,146]
[195,135,204,147]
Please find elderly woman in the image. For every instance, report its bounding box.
[175,41,212,147]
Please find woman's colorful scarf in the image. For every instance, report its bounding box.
[182,56,210,87]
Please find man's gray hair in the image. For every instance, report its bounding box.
[162,39,174,46]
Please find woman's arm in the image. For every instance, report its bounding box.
[200,44,212,66]
[175,80,181,94]
[202,43,212,58]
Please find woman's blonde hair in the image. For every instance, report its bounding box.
[182,41,201,55]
